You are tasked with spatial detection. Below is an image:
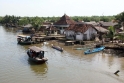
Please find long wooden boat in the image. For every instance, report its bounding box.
[84,46,105,55]
[51,44,63,52]
[27,46,48,63]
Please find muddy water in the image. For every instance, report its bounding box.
[0,26,124,83]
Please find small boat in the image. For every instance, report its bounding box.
[27,46,48,63]
[84,46,105,55]
[51,44,63,52]
[17,35,33,45]
[73,48,85,50]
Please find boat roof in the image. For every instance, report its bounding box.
[17,35,29,38]
[28,46,43,52]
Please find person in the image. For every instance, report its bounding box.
[89,49,91,52]
[38,51,44,59]
[29,49,33,56]
[32,51,36,58]
[42,51,44,58]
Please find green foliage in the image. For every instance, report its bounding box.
[0,15,115,28]
[115,12,124,29]
[18,17,29,25]
[30,16,44,31]
[115,34,124,41]
[0,17,3,23]
[71,16,115,22]
[106,26,115,42]
[115,11,124,23]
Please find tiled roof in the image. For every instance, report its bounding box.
[66,24,95,33]
[54,14,76,25]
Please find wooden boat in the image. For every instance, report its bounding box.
[51,44,63,52]
[27,46,48,63]
[84,46,105,55]
[17,35,33,45]
[73,48,85,50]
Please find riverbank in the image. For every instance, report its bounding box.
[0,25,124,83]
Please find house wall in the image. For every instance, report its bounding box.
[60,29,64,34]
[75,27,97,40]
[64,27,97,40]
[64,30,75,40]
[76,32,83,40]
[83,27,97,40]
[64,30,75,36]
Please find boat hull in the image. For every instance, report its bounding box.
[52,46,63,52]
[84,46,105,55]
[18,41,32,45]
[29,57,48,63]
[27,50,48,63]
[73,48,85,50]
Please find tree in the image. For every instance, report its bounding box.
[18,17,29,26]
[31,17,44,31]
[106,26,115,43]
[115,12,124,30]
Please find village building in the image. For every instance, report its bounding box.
[54,14,76,35]
[99,21,118,29]
[85,21,109,40]
[39,22,59,35]
[41,22,52,29]
[54,14,101,41]
[22,24,33,33]
[85,21,99,26]
[45,25,59,35]
[65,23,98,40]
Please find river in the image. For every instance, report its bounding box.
[0,25,124,83]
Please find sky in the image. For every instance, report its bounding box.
[0,0,124,17]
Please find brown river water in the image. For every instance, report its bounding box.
[0,26,124,83]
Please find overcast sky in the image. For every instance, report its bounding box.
[0,0,124,17]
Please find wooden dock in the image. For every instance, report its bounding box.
[31,34,65,43]
[65,41,75,46]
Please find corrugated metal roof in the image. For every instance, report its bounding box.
[94,26,109,33]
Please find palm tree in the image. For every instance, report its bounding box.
[106,26,115,43]
[115,34,124,43]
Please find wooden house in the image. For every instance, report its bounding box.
[45,25,59,35]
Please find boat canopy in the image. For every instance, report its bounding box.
[28,46,43,52]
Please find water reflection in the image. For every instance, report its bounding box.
[28,60,48,76]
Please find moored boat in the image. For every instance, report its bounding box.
[73,48,85,50]
[17,35,33,45]
[84,46,105,55]
[51,44,63,52]
[27,46,48,63]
